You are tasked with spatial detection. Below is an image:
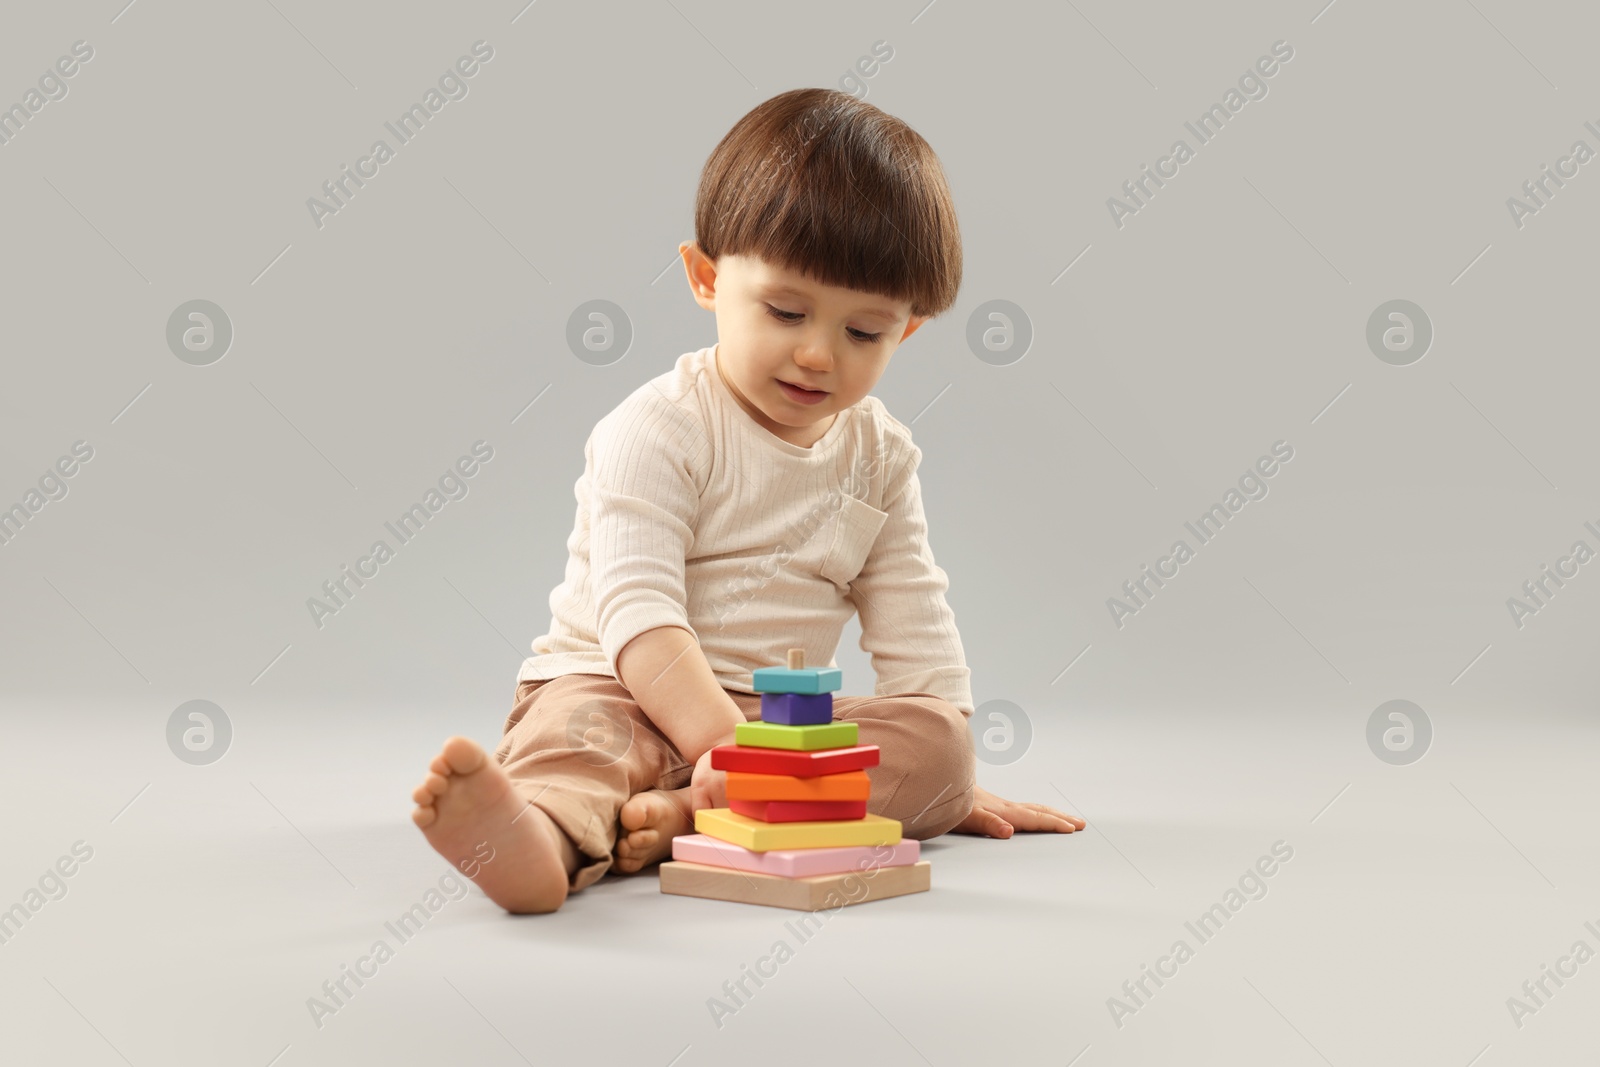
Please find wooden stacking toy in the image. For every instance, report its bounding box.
[660,648,930,910]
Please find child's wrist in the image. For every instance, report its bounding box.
[683,713,743,765]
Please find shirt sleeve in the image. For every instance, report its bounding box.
[846,442,974,716]
[587,388,708,679]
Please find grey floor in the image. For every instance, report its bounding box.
[4,691,1595,1066]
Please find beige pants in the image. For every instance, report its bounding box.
[493,673,976,892]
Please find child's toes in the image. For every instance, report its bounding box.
[437,736,488,776]
[614,828,654,872]
[619,794,649,832]
[411,803,438,829]
[411,774,448,805]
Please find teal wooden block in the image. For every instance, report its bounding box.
[752,665,842,695]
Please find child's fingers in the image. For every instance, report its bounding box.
[1021,801,1085,826]
[970,807,1013,838]
[1035,806,1086,831]
[1006,803,1085,832]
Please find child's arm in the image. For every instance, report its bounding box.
[617,625,739,813]
[585,392,739,770]
[616,625,742,764]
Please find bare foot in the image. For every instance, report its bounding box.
[614,787,694,874]
[411,736,577,913]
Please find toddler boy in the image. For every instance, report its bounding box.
[412,87,1082,913]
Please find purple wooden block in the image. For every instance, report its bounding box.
[760,691,833,725]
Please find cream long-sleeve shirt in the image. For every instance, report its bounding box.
[519,343,973,717]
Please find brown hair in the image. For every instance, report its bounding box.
[693,88,962,319]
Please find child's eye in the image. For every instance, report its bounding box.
[764,304,884,345]
[765,304,804,324]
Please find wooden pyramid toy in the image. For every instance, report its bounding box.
[660,649,930,910]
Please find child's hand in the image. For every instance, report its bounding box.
[688,747,728,814]
[951,785,1086,838]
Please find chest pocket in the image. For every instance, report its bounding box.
[819,495,889,590]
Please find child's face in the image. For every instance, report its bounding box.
[680,243,926,445]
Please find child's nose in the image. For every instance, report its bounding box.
[794,343,833,372]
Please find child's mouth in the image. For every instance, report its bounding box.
[778,380,829,405]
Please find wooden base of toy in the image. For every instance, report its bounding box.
[659,860,931,911]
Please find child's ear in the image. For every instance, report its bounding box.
[680,241,718,311]
[899,314,929,344]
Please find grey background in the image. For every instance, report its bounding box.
[2,0,1596,1064]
